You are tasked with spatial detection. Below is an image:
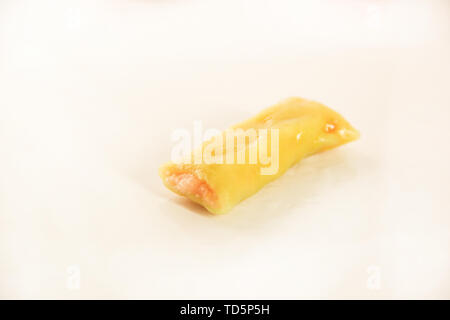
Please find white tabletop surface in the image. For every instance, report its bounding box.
[1,0,449,299]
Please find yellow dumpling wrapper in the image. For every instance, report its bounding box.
[159,97,359,214]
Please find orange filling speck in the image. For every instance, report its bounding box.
[324,122,337,133]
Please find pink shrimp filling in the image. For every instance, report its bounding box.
[166,172,217,208]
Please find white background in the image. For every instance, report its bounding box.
[1,0,449,299]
